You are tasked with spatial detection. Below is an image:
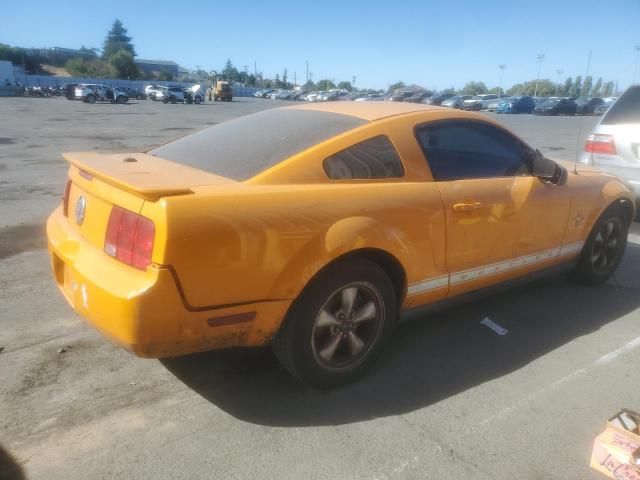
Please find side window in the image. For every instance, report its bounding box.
[416,121,532,181]
[324,135,404,180]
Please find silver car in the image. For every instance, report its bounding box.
[581,85,640,208]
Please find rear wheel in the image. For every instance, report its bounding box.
[571,206,628,285]
[86,94,96,104]
[272,258,396,388]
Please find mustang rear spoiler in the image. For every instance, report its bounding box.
[63,152,234,201]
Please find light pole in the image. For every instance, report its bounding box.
[634,45,640,85]
[498,64,506,95]
[534,53,545,97]
[555,69,563,95]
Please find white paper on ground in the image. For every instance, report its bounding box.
[480,317,509,336]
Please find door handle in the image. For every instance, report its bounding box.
[453,202,483,214]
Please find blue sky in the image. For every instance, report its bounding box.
[1,0,639,90]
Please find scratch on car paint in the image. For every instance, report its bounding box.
[81,284,88,309]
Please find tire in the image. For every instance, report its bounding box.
[86,94,96,104]
[195,96,201,104]
[571,205,629,285]
[137,94,143,100]
[272,258,396,388]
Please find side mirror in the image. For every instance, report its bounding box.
[532,149,567,185]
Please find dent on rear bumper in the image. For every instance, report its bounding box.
[46,207,291,358]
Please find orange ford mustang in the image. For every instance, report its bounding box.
[47,102,635,387]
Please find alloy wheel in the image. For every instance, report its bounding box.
[590,219,622,273]
[311,282,384,371]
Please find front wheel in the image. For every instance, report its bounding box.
[571,206,629,285]
[272,258,396,388]
[85,94,96,104]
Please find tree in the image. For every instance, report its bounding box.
[592,77,602,97]
[488,86,501,94]
[65,57,115,77]
[562,77,573,96]
[337,81,353,92]
[316,79,336,90]
[582,76,592,97]
[109,49,139,79]
[507,79,555,96]
[282,69,288,86]
[388,81,405,92]
[573,75,582,97]
[103,19,135,59]
[603,81,615,97]
[462,81,488,95]
[222,59,240,83]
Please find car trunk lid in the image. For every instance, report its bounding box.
[62,151,233,256]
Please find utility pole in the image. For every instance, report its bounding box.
[498,65,506,95]
[534,53,545,97]
[294,72,297,88]
[555,69,563,95]
[634,45,640,85]
[352,75,356,92]
[305,60,309,85]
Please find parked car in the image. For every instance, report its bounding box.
[574,97,605,115]
[593,102,611,116]
[424,93,454,105]
[353,93,384,102]
[487,97,505,111]
[156,86,186,103]
[183,85,205,104]
[74,84,128,104]
[533,98,577,115]
[145,85,164,101]
[580,85,640,210]
[442,95,472,109]
[63,83,78,100]
[290,91,309,101]
[48,102,635,387]
[496,96,536,114]
[121,87,146,100]
[404,91,432,103]
[463,94,500,111]
[389,91,417,102]
[533,97,549,106]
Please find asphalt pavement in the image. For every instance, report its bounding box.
[1,96,639,480]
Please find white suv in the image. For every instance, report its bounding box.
[581,85,640,211]
[159,86,186,103]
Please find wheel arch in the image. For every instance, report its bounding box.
[287,247,407,313]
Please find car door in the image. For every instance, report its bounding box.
[416,119,572,297]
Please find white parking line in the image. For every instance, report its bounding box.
[627,233,640,245]
[469,334,640,432]
[480,317,509,336]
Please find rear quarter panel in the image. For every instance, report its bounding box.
[142,181,447,310]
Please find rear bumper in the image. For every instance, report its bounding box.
[47,207,291,358]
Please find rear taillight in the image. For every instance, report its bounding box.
[585,134,617,155]
[62,179,72,217]
[104,206,155,270]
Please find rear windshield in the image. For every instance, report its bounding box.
[602,87,640,125]
[148,108,366,181]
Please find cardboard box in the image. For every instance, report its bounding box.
[591,410,640,479]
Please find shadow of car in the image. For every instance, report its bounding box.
[161,243,640,427]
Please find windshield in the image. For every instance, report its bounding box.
[149,109,366,180]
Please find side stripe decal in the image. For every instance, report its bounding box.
[407,241,585,296]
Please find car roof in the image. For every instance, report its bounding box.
[286,101,447,121]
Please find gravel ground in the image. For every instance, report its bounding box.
[1,96,638,480]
